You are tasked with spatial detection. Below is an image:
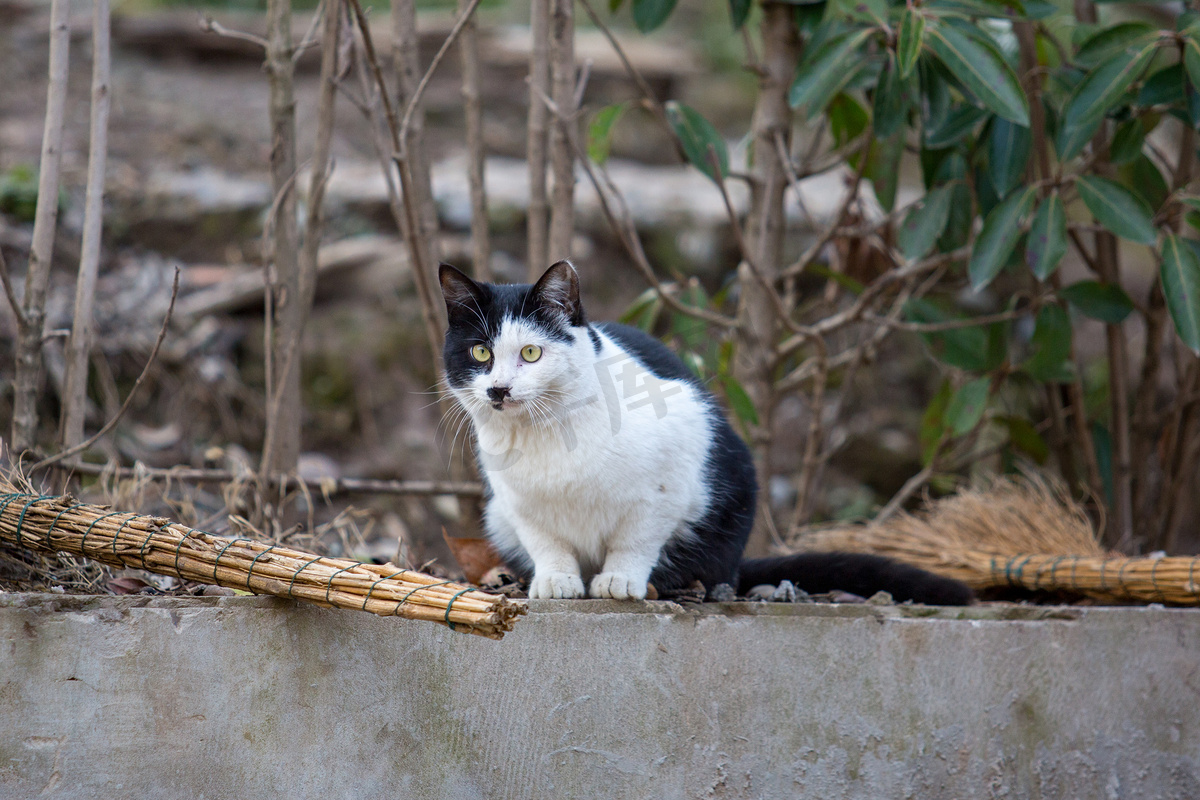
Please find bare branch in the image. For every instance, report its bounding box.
[198,13,269,49]
[31,268,181,473]
[47,459,485,498]
[13,0,71,453]
[547,0,576,261]
[526,0,551,278]
[0,239,24,328]
[396,0,482,153]
[458,0,491,280]
[61,0,113,450]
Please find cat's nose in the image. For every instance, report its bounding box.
[487,386,511,403]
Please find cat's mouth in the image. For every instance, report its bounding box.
[490,397,523,411]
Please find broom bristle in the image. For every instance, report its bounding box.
[790,476,1105,587]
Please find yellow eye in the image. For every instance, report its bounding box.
[521,344,543,362]
[471,344,491,362]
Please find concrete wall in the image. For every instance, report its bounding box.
[0,593,1197,799]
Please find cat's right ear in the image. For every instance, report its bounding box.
[439,264,485,317]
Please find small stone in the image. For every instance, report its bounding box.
[771,580,798,603]
[827,590,867,604]
[201,585,236,597]
[708,583,736,602]
[867,590,895,606]
[746,584,776,602]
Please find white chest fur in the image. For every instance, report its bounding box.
[459,328,715,599]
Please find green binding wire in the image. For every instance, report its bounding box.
[14,495,51,548]
[109,514,137,561]
[444,587,474,632]
[362,570,408,611]
[0,493,30,542]
[393,579,454,616]
[287,556,324,599]
[81,512,124,555]
[211,537,250,584]
[324,565,360,605]
[245,545,279,592]
[47,502,82,547]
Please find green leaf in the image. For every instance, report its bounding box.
[828,93,870,148]
[1025,193,1069,281]
[1120,153,1169,213]
[806,262,866,295]
[925,23,1029,126]
[720,374,760,427]
[1074,22,1159,69]
[988,119,1032,200]
[969,187,1036,291]
[898,184,955,260]
[920,379,953,465]
[1075,175,1158,245]
[873,55,911,138]
[945,377,991,437]
[1185,35,1200,91]
[789,28,873,119]
[830,0,887,25]
[1059,280,1135,323]
[1160,235,1200,353]
[864,133,904,212]
[587,102,628,165]
[632,0,678,33]
[905,299,1008,371]
[619,287,663,331]
[1022,304,1075,383]
[664,101,729,184]
[1108,117,1146,165]
[1058,42,1157,160]
[729,0,751,29]
[938,181,974,253]
[924,104,988,149]
[897,8,924,79]
[1137,63,1185,108]
[999,415,1049,464]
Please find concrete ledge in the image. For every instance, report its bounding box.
[1,594,1197,799]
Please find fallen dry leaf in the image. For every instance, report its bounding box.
[442,530,505,585]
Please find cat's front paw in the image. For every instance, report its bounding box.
[589,572,648,600]
[529,571,586,599]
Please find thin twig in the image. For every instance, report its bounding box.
[198,14,269,49]
[31,268,181,472]
[0,241,24,328]
[396,0,482,154]
[458,0,490,280]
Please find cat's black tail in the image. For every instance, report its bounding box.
[737,552,974,606]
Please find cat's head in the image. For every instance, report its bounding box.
[439,261,590,417]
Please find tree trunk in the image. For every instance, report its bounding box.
[260,0,302,477]
[526,0,551,279]
[546,0,575,263]
[12,0,71,454]
[735,2,800,556]
[61,0,112,451]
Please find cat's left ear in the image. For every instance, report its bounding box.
[439,263,486,319]
[532,260,585,327]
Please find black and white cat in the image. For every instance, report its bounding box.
[439,261,972,605]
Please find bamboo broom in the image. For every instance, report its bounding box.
[0,479,526,639]
[791,477,1200,605]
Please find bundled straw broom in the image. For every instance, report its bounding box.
[791,477,1200,605]
[0,478,525,639]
